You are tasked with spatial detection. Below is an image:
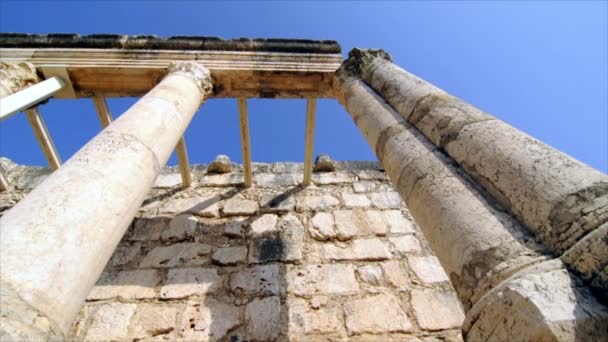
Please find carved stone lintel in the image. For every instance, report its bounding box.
[0,62,40,98]
[166,61,213,97]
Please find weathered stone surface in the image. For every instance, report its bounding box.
[0,62,40,98]
[139,243,212,268]
[312,172,354,185]
[464,261,608,341]
[207,154,232,174]
[160,196,221,217]
[229,264,281,297]
[390,235,421,254]
[153,173,182,188]
[370,191,402,209]
[254,173,300,186]
[411,289,464,331]
[246,296,281,341]
[160,268,221,299]
[129,217,169,241]
[200,173,243,186]
[224,217,246,238]
[278,214,305,262]
[249,213,278,237]
[272,162,303,173]
[344,294,412,335]
[108,243,142,267]
[310,212,336,241]
[162,214,198,241]
[357,265,383,286]
[313,154,336,172]
[288,264,359,295]
[408,256,449,284]
[296,194,340,211]
[289,298,341,334]
[322,238,391,261]
[177,299,240,341]
[84,303,136,342]
[15,167,50,190]
[561,223,608,293]
[259,193,295,212]
[353,180,377,193]
[355,169,388,181]
[129,305,177,340]
[342,193,371,208]
[88,269,160,300]
[212,246,247,265]
[381,260,409,289]
[384,210,415,234]
[333,209,388,240]
[223,198,258,216]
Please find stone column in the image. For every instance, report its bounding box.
[0,62,213,340]
[334,68,608,340]
[0,62,40,98]
[345,49,608,294]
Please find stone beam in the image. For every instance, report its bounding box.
[0,61,212,340]
[343,48,608,295]
[334,69,608,341]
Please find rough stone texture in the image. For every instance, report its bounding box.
[296,194,340,211]
[249,213,278,237]
[0,62,40,98]
[1,160,465,341]
[408,256,450,284]
[223,197,258,216]
[207,154,232,174]
[342,192,371,207]
[347,48,608,291]
[411,289,465,330]
[333,209,388,240]
[344,294,412,335]
[83,303,136,342]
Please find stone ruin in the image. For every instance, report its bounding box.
[0,34,606,341]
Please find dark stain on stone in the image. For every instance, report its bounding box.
[257,238,284,262]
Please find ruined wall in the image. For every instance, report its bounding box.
[0,158,465,342]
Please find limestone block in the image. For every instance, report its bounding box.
[310,212,337,241]
[259,193,295,213]
[288,264,359,296]
[162,214,198,241]
[411,289,464,330]
[0,62,40,98]
[129,217,170,241]
[249,213,278,237]
[139,243,212,268]
[160,268,221,299]
[229,264,281,297]
[322,238,391,261]
[160,196,221,217]
[224,217,246,238]
[353,180,377,193]
[129,305,177,340]
[223,198,258,216]
[342,192,371,208]
[177,298,240,342]
[464,261,608,341]
[84,303,136,342]
[212,246,247,265]
[295,194,340,211]
[389,235,421,254]
[87,269,160,300]
[278,214,305,262]
[562,223,608,293]
[153,173,182,188]
[333,209,388,240]
[344,294,412,335]
[289,298,341,335]
[254,173,300,186]
[408,256,449,284]
[370,191,402,209]
[273,162,303,173]
[381,260,409,289]
[357,265,384,286]
[384,210,415,234]
[108,242,142,267]
[246,296,281,341]
[200,173,243,186]
[312,172,354,185]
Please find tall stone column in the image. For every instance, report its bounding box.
[345,49,608,294]
[334,68,608,340]
[0,62,213,340]
[0,62,40,98]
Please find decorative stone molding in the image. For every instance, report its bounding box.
[0,62,40,98]
[166,61,213,97]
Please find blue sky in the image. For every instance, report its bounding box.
[1,1,606,172]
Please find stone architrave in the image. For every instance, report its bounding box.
[334,67,608,341]
[344,49,608,293]
[0,62,213,340]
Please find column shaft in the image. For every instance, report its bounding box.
[346,49,608,293]
[335,69,608,341]
[0,62,212,340]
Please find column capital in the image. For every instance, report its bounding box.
[166,61,213,97]
[343,48,392,77]
[0,62,40,98]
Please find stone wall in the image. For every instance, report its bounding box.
[0,158,465,342]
